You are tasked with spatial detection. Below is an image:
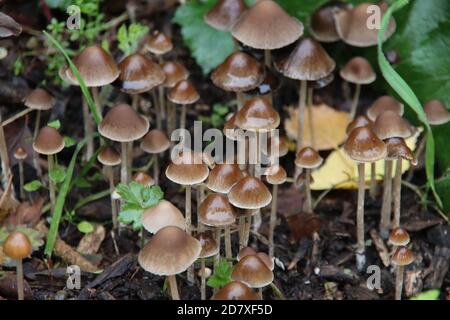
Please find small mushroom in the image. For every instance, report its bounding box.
[140,129,170,185]
[295,147,323,213]
[388,227,410,247]
[141,200,185,234]
[145,30,173,57]
[13,147,28,200]
[211,280,260,300]
[309,1,352,43]
[204,0,248,32]
[195,231,219,300]
[206,163,245,194]
[132,171,155,187]
[391,246,413,300]
[167,79,199,130]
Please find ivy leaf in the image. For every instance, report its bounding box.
[207,258,233,288]
[24,180,43,192]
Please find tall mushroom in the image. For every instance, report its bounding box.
[140,129,170,185]
[14,147,27,200]
[196,231,220,300]
[167,79,199,130]
[391,246,413,300]
[344,126,386,270]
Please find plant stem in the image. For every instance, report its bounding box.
[127,141,133,180]
[47,154,56,215]
[0,112,11,189]
[305,168,312,213]
[107,166,118,230]
[120,142,129,184]
[349,83,361,120]
[18,159,25,200]
[180,104,187,129]
[380,160,393,238]
[369,162,377,200]
[269,184,278,258]
[236,92,245,111]
[1,108,32,127]
[356,162,366,271]
[393,159,402,228]
[153,154,159,185]
[16,259,24,300]
[168,274,180,300]
[200,258,206,300]
[395,265,404,300]
[307,87,316,148]
[33,110,44,180]
[225,225,232,259]
[296,80,307,152]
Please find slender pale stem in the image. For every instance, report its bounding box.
[132,95,139,110]
[244,215,251,247]
[16,259,24,300]
[82,98,94,160]
[236,92,245,111]
[239,216,246,250]
[1,108,32,127]
[269,184,278,258]
[168,275,180,300]
[153,154,159,185]
[258,288,263,300]
[120,142,129,184]
[47,154,56,215]
[296,80,308,152]
[107,166,118,230]
[91,87,102,118]
[264,50,271,68]
[214,228,221,269]
[380,160,393,238]
[225,225,232,259]
[356,162,366,271]
[407,132,426,181]
[0,112,11,189]
[305,168,312,213]
[393,159,403,228]
[33,110,44,180]
[307,87,316,148]
[127,141,133,180]
[185,185,194,284]
[349,83,361,120]
[158,85,166,121]
[201,258,206,300]
[18,160,25,200]
[395,265,404,300]
[180,104,187,129]
[369,162,377,200]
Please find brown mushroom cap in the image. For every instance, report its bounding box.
[334,3,396,47]
[237,247,274,271]
[140,129,170,154]
[162,61,189,88]
[211,281,260,300]
[199,193,235,227]
[132,172,155,187]
[346,115,373,134]
[384,137,416,164]
[211,52,264,92]
[248,66,281,95]
[196,231,220,258]
[391,246,414,266]
[389,227,410,246]
[262,135,288,158]
[309,1,352,43]
[165,151,209,185]
[145,30,173,55]
[235,97,280,131]
[205,0,248,32]
[231,0,303,50]
[265,164,287,185]
[295,147,323,169]
[33,127,65,155]
[138,226,201,275]
[309,73,335,90]
[98,104,149,142]
[0,12,22,38]
[167,80,199,105]
[237,246,257,260]
[228,176,272,209]
[206,163,245,193]
[277,37,336,81]
[141,200,185,234]
[373,110,413,140]
[118,53,166,94]
[424,100,450,125]
[66,45,120,87]
[231,255,273,288]
[23,88,55,111]
[3,231,32,260]
[340,56,376,84]
[344,126,386,162]
[367,96,404,122]
[14,147,28,160]
[97,146,121,166]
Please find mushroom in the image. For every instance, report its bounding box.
[204,0,248,32]
[206,163,245,194]
[211,51,264,110]
[132,171,155,187]
[145,30,173,58]
[140,129,170,185]
[167,79,199,130]
[344,126,386,270]
[195,231,220,300]
[309,1,352,43]
[138,226,201,300]
[13,147,27,200]
[141,200,185,234]
[265,164,287,258]
[340,56,376,120]
[98,103,149,184]
[3,231,32,300]
[294,147,323,213]
[391,246,413,300]
[211,281,259,300]
[0,12,22,38]
[237,247,274,271]
[388,227,410,247]
[33,126,65,214]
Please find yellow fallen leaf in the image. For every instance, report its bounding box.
[284,104,349,151]
[310,129,421,190]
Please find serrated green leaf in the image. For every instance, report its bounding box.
[24,180,43,192]
[63,136,77,148]
[142,185,164,208]
[207,258,233,288]
[118,209,143,230]
[77,220,94,234]
[47,119,61,129]
[49,166,66,183]
[410,289,440,300]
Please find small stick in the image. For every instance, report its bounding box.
[349,83,361,120]
[356,162,366,271]
[167,274,180,300]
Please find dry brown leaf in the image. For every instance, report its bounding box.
[0,177,19,225]
[5,197,45,227]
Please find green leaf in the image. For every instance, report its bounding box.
[207,258,233,289]
[49,166,66,183]
[142,185,164,208]
[377,0,442,209]
[118,209,143,230]
[64,136,77,148]
[173,0,235,74]
[24,180,43,192]
[74,176,91,188]
[117,23,149,56]
[410,289,440,300]
[45,0,71,9]
[47,119,61,129]
[435,172,450,212]
[77,220,95,234]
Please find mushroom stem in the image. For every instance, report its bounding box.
[264,50,271,68]
[91,87,102,118]
[200,258,206,300]
[307,87,316,148]
[0,112,11,189]
[120,142,129,184]
[106,165,118,230]
[158,85,166,122]
[1,108,33,127]
[33,110,44,180]
[356,162,366,271]
[180,104,187,129]
[244,215,251,247]
[225,225,232,259]
[214,228,221,269]
[167,275,180,300]
[16,259,24,300]
[18,159,25,201]
[269,184,278,258]
[304,168,312,213]
[393,159,402,228]
[153,154,159,185]
[369,162,377,200]
[236,91,245,111]
[239,216,246,250]
[82,98,94,160]
[132,94,139,110]
[185,184,195,284]
[395,265,404,300]
[296,80,308,152]
[258,287,263,300]
[380,160,393,238]
[152,89,162,129]
[349,83,361,120]
[47,154,56,215]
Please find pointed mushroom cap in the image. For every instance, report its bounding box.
[367,96,404,121]
[98,104,149,142]
[237,247,274,271]
[309,1,352,43]
[346,115,373,134]
[162,61,189,88]
[373,110,413,139]
[0,12,22,38]
[295,147,323,169]
[14,147,28,160]
[196,231,220,258]
[140,129,170,154]
[384,137,416,164]
[340,56,376,84]
[231,255,273,288]
[138,226,201,275]
[211,281,260,300]
[206,163,245,193]
[23,88,55,111]
[199,193,235,227]
[211,51,264,92]
[205,0,248,32]
[165,150,209,185]
[3,231,32,260]
[141,200,185,234]
[118,53,166,94]
[66,45,120,87]
[265,164,287,185]
[389,227,410,246]
[235,97,280,131]
[391,246,413,266]
[424,100,449,125]
[167,80,199,105]
[97,146,121,166]
[278,37,336,81]
[262,135,288,158]
[334,2,396,47]
[33,127,65,155]
[228,176,272,209]
[132,172,155,187]
[344,126,386,162]
[231,0,303,50]
[145,30,173,55]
